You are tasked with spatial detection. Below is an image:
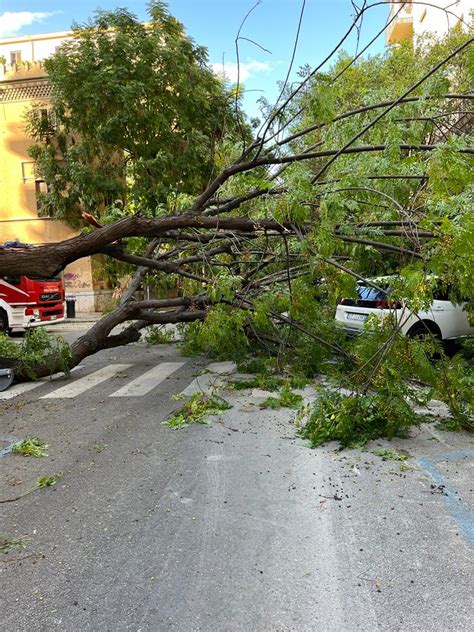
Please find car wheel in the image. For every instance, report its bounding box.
[407,322,442,358]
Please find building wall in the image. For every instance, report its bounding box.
[386,1,473,44]
[0,31,113,313]
[412,0,472,37]
[0,31,71,65]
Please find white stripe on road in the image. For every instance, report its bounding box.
[0,365,84,400]
[206,362,237,374]
[180,362,236,397]
[0,382,43,400]
[41,364,132,399]
[109,362,185,397]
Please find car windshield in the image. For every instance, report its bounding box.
[357,285,390,301]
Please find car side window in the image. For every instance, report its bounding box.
[432,283,451,301]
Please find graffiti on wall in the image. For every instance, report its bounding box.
[64,272,91,290]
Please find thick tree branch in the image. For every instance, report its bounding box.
[0,216,293,276]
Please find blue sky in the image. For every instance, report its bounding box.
[0,1,390,117]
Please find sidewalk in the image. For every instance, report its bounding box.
[45,312,104,336]
[67,311,104,324]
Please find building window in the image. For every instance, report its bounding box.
[21,161,37,182]
[10,50,22,64]
[35,180,51,215]
[33,107,57,139]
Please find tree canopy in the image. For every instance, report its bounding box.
[28,1,246,224]
[2,2,473,441]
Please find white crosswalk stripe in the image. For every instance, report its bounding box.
[0,382,43,400]
[41,364,132,399]
[0,360,234,401]
[0,365,84,401]
[109,361,185,397]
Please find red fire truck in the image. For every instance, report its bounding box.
[0,243,66,333]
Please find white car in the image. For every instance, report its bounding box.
[335,279,473,341]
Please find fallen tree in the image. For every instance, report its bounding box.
[1,2,473,435]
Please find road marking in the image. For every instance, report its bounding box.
[207,361,237,374]
[180,362,236,396]
[0,365,84,401]
[41,364,132,399]
[109,362,185,397]
[0,382,43,400]
[0,435,20,458]
[49,365,84,381]
[418,449,474,546]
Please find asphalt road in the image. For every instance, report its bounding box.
[1,328,473,631]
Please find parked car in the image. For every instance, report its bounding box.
[335,277,474,341]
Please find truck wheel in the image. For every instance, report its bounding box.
[0,310,9,334]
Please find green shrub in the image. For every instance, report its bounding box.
[0,328,72,379]
[145,325,175,345]
[12,436,48,457]
[299,390,419,448]
[260,386,304,410]
[163,392,232,429]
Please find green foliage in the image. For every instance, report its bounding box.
[12,437,48,458]
[289,28,473,300]
[178,321,205,356]
[260,386,304,410]
[36,473,62,488]
[432,355,473,431]
[92,443,107,453]
[274,164,314,223]
[300,390,420,449]
[230,371,308,392]
[435,418,464,433]
[287,374,309,389]
[0,472,62,504]
[180,305,249,360]
[163,392,232,429]
[373,448,408,461]
[0,535,29,554]
[345,316,473,431]
[14,15,472,450]
[207,269,242,303]
[145,325,175,345]
[259,396,282,410]
[0,333,18,358]
[0,328,72,379]
[460,337,474,361]
[236,356,271,374]
[27,1,247,224]
[230,374,284,391]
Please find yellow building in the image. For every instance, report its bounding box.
[0,31,112,312]
[386,0,472,44]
